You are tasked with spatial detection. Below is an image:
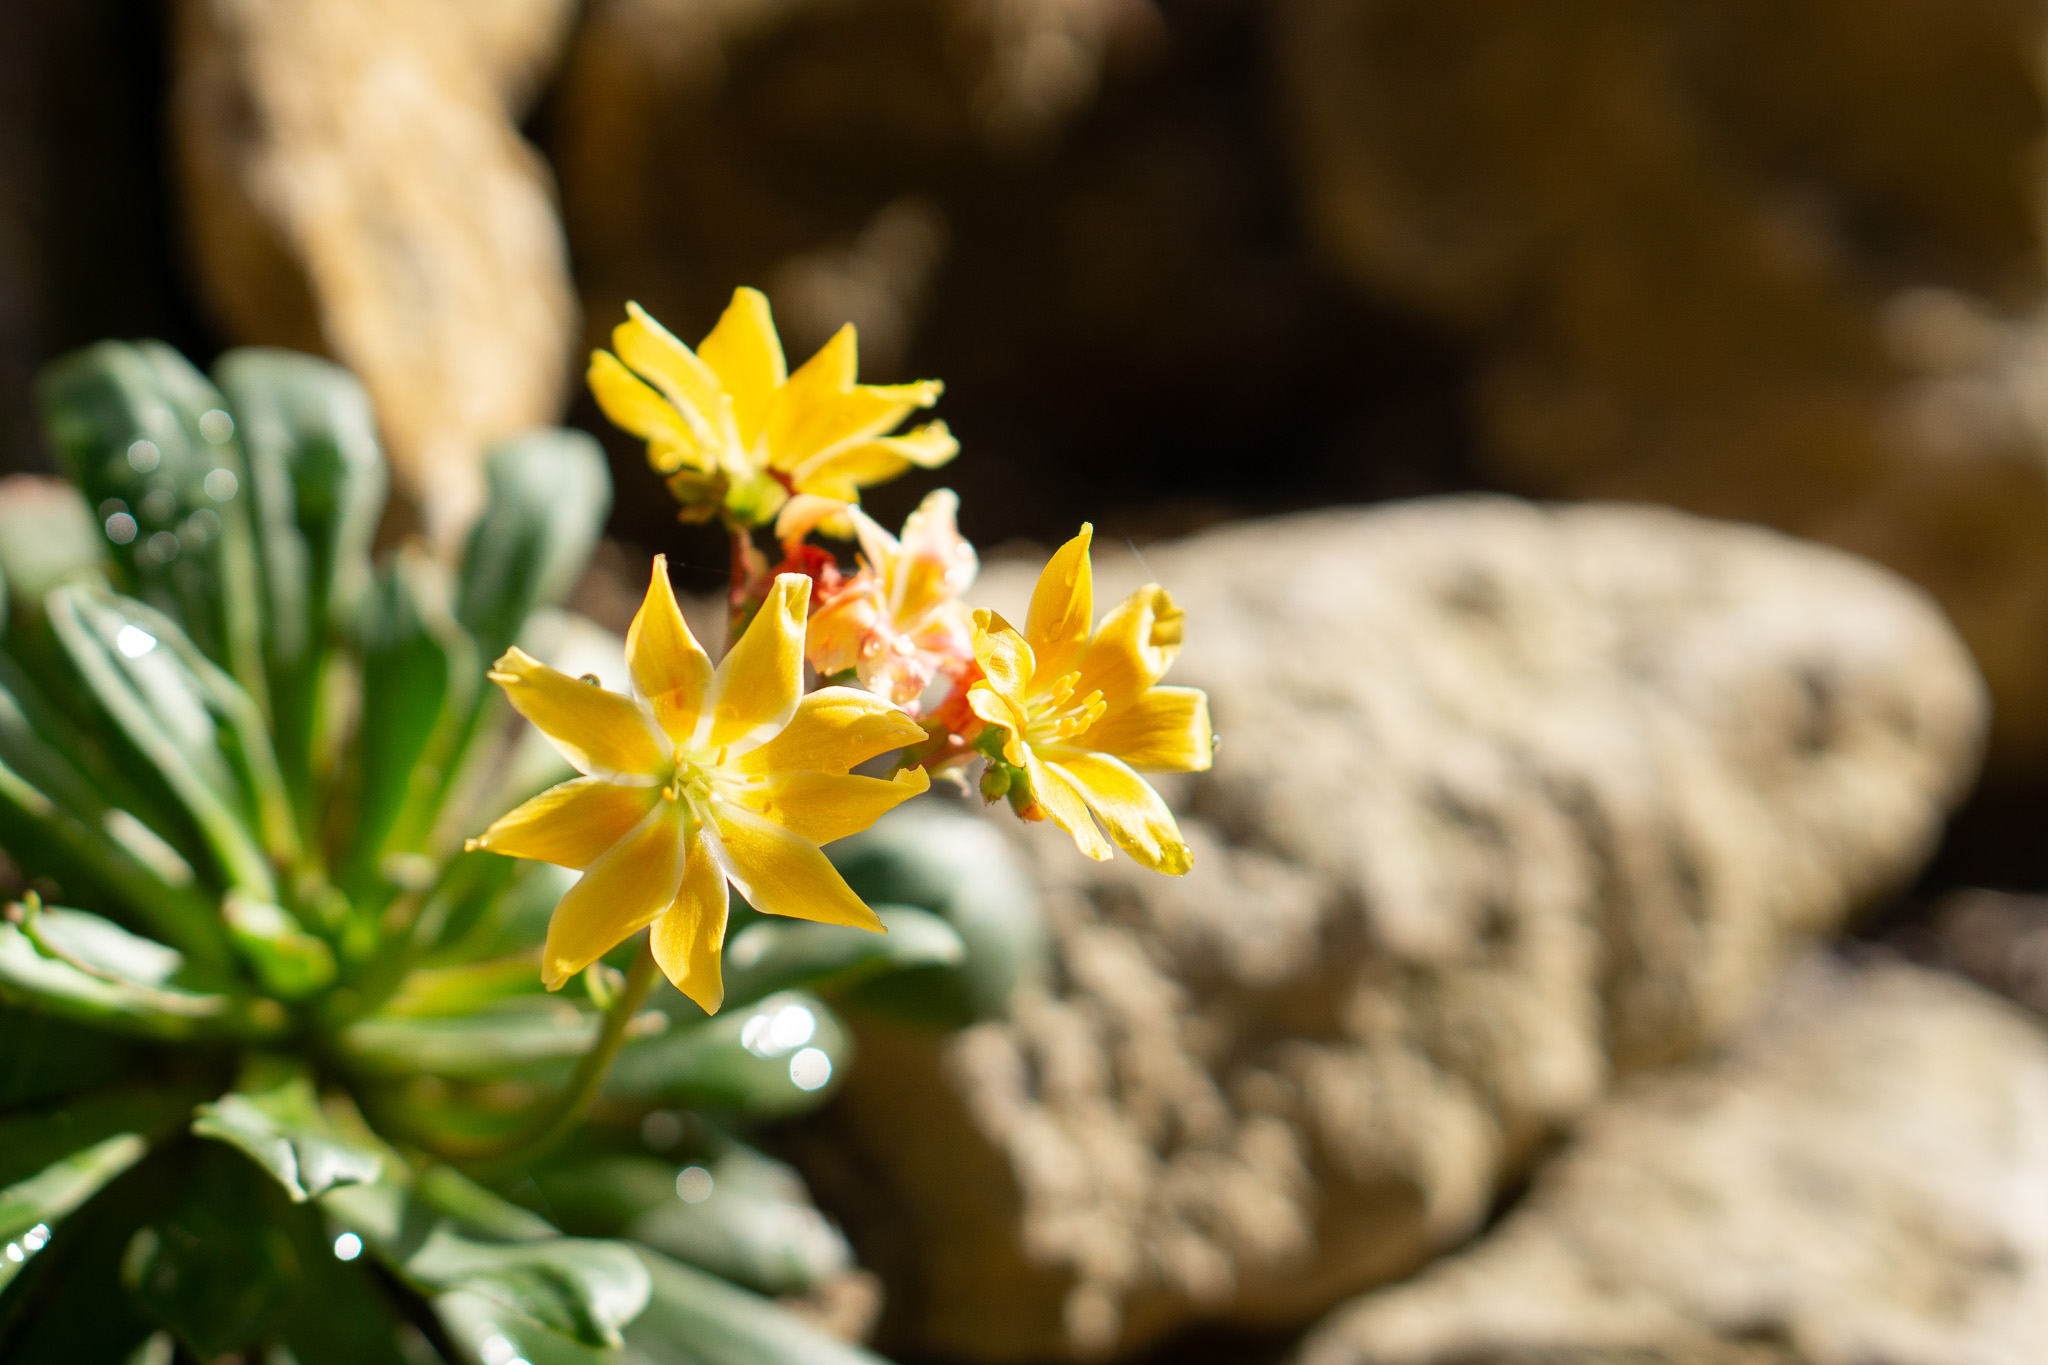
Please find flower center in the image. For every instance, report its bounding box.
[1026,671,1106,750]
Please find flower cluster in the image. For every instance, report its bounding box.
[476,289,1214,1008]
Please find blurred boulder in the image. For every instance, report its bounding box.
[546,0,1152,356]
[1275,0,2048,768]
[169,0,580,540]
[1295,958,2048,1365]
[1894,887,2048,1022]
[813,500,1987,1361]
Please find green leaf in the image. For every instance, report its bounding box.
[223,893,337,999]
[343,547,478,902]
[37,341,267,709]
[0,1133,148,1291]
[455,431,611,669]
[0,656,226,969]
[0,1084,206,1191]
[44,585,296,898]
[340,1002,601,1078]
[722,905,965,1010]
[626,1248,888,1365]
[0,1140,166,1361]
[212,349,387,814]
[323,1181,651,1350]
[383,954,547,1018]
[191,1059,384,1202]
[607,993,850,1119]
[538,1152,849,1296]
[0,905,284,1040]
[831,801,1050,1024]
[123,1142,304,1358]
[0,477,105,620]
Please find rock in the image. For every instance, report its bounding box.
[1294,958,2048,1365]
[1892,888,2048,1022]
[168,0,580,541]
[1274,0,2048,769]
[811,500,1988,1361]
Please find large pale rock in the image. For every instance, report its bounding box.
[1296,959,2048,1365]
[170,0,579,540]
[817,500,1987,1361]
[1275,0,2048,768]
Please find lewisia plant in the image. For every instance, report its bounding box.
[0,286,1209,1362]
[515,289,1216,1014]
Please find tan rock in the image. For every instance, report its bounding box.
[1275,0,2048,768]
[820,500,1988,1361]
[169,0,579,541]
[1295,959,2048,1365]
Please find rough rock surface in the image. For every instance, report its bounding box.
[1295,958,2048,1365]
[169,0,579,540]
[816,499,1988,1361]
[1274,0,2048,767]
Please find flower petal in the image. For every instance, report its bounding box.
[967,684,1030,764]
[468,777,660,869]
[733,766,929,846]
[490,647,666,779]
[696,288,786,447]
[1053,751,1192,874]
[704,574,810,752]
[588,352,707,475]
[774,493,856,545]
[708,802,885,931]
[1018,746,1114,862]
[970,609,1037,702]
[732,686,927,776]
[542,798,689,988]
[1076,584,1184,708]
[1026,525,1094,680]
[790,423,959,502]
[628,556,715,745]
[1077,686,1213,772]
[651,827,730,1014]
[614,303,728,447]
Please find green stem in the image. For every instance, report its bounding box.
[450,935,660,1176]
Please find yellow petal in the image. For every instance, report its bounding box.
[628,556,715,745]
[1076,584,1184,708]
[736,766,929,845]
[490,647,667,779]
[790,423,959,502]
[1018,746,1114,862]
[708,802,885,931]
[651,828,730,1014]
[614,303,728,446]
[588,352,706,474]
[704,574,810,752]
[542,799,688,988]
[696,287,787,446]
[966,684,1030,764]
[970,609,1037,702]
[1078,686,1213,772]
[1053,751,1192,874]
[468,777,661,869]
[1026,525,1094,680]
[732,686,928,776]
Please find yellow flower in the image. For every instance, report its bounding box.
[468,557,930,1012]
[967,525,1213,874]
[587,289,957,535]
[807,490,979,712]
